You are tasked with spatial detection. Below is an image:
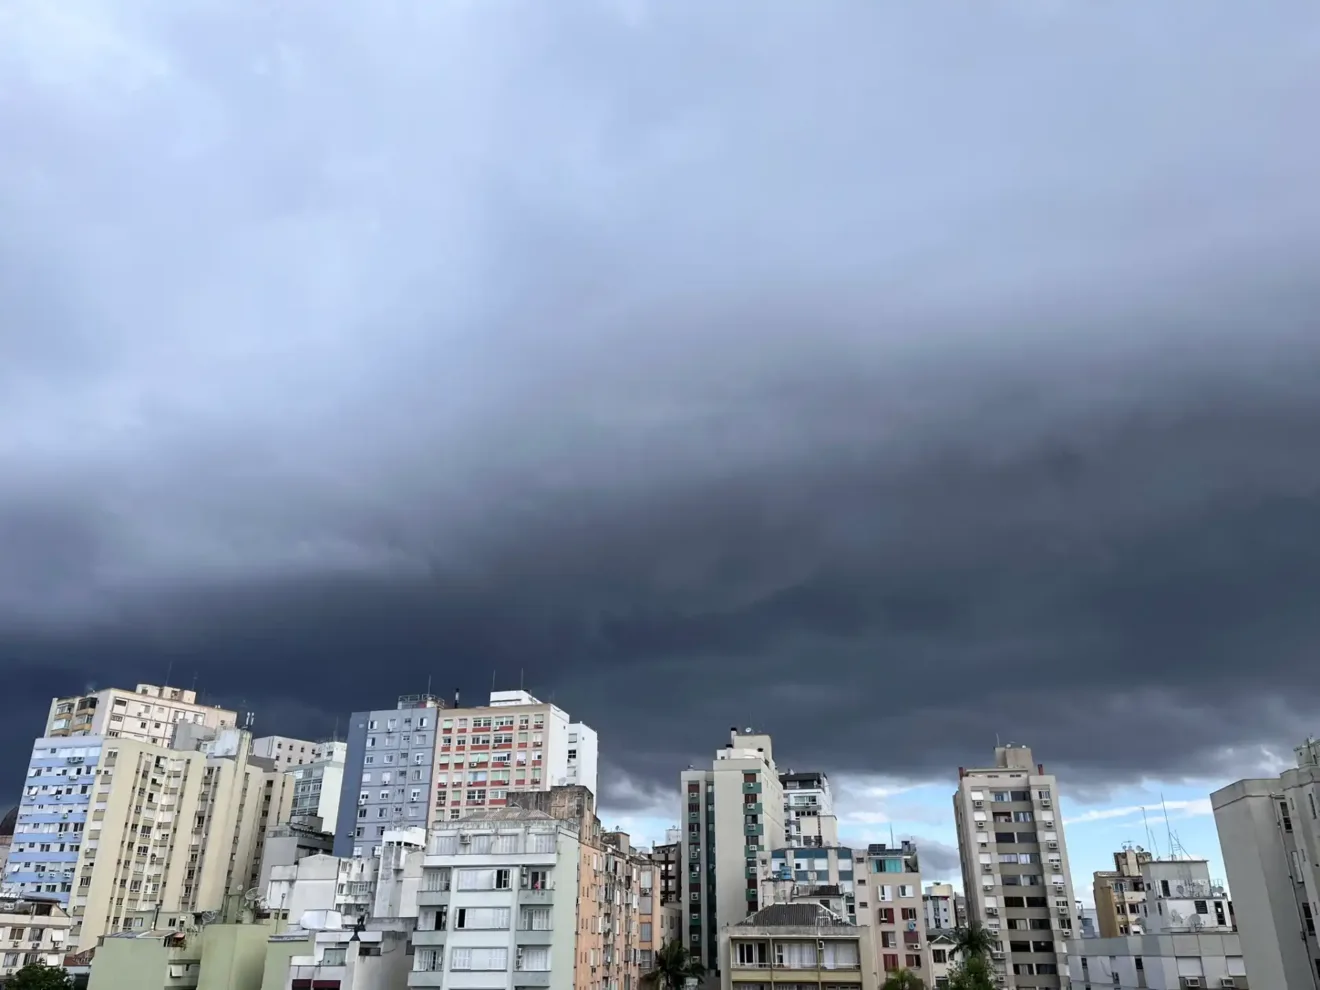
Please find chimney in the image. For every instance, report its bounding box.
[730,727,738,747]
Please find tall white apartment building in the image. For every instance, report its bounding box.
[1211,736,1320,990]
[681,728,786,971]
[954,745,1076,990]
[780,770,839,848]
[44,684,236,745]
[409,809,579,989]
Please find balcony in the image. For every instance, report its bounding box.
[409,973,445,988]
[513,971,551,987]
[743,783,762,794]
[412,929,446,946]
[745,824,764,836]
[515,930,553,946]
[520,887,554,904]
[744,803,763,815]
[417,889,452,906]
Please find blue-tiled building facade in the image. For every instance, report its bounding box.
[5,737,102,902]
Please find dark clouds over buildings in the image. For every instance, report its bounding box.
[2,1,1319,811]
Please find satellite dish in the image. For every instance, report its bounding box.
[198,911,220,926]
[244,887,265,909]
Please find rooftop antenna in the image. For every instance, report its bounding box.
[491,669,497,693]
[331,716,339,744]
[520,668,525,691]
[1161,795,1174,857]
[164,659,173,688]
[426,674,432,696]
[1142,807,1162,860]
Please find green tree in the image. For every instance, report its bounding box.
[5,962,75,990]
[951,922,996,960]
[947,953,996,990]
[881,966,926,990]
[643,939,706,990]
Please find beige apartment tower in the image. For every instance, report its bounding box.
[6,727,293,951]
[954,745,1076,990]
[1093,844,1151,938]
[44,684,237,744]
[681,728,786,972]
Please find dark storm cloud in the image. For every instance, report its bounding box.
[2,1,1320,811]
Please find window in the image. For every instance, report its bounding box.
[455,907,510,929]
[883,953,899,972]
[738,942,768,966]
[932,949,947,964]
[449,947,509,971]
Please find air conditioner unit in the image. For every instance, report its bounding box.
[982,864,993,873]
[816,940,825,950]
[1182,979,1202,989]
[1218,979,1235,988]
[459,834,471,844]
[1040,798,1052,808]
[1046,840,1058,849]
[973,800,983,808]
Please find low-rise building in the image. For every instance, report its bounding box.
[720,902,877,990]
[1067,932,1248,989]
[926,930,959,989]
[86,922,274,990]
[409,809,580,990]
[0,895,71,980]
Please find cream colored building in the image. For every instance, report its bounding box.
[0,895,71,979]
[954,745,1076,990]
[251,736,323,773]
[44,683,237,745]
[682,728,787,972]
[721,902,878,990]
[1092,845,1151,938]
[86,921,276,990]
[855,841,930,983]
[7,728,293,951]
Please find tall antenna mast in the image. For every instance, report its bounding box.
[1142,807,1161,859]
[1161,795,1175,859]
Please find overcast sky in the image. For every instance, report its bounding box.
[3,0,1320,829]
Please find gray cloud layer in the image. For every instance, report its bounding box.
[3,1,1319,809]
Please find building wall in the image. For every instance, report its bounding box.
[954,745,1075,990]
[567,723,600,798]
[86,935,192,990]
[856,843,927,982]
[1066,933,1248,990]
[196,922,275,990]
[1212,776,1317,990]
[0,899,71,979]
[250,735,320,773]
[46,684,236,745]
[924,883,956,930]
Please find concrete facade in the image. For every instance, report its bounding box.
[856,842,929,983]
[45,683,237,745]
[250,736,321,773]
[682,729,786,971]
[924,883,957,930]
[1093,845,1152,938]
[954,745,1077,990]
[720,902,878,990]
[287,743,346,835]
[1212,741,1320,990]
[780,771,838,849]
[6,729,293,950]
[1067,932,1248,989]
[0,895,71,979]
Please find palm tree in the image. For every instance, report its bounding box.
[880,966,925,990]
[644,938,707,990]
[951,922,996,960]
[948,953,996,990]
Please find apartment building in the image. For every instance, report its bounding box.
[0,807,14,873]
[409,809,580,990]
[288,741,347,834]
[856,842,928,982]
[44,683,237,745]
[4,728,293,950]
[334,691,600,859]
[1211,736,1320,990]
[781,771,839,848]
[954,744,1076,990]
[0,895,71,979]
[251,734,323,771]
[651,832,681,906]
[720,902,878,990]
[638,848,683,968]
[681,728,786,970]
[925,883,957,930]
[1093,844,1151,938]
[759,846,857,923]
[1068,858,1243,989]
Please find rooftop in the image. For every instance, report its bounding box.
[738,903,854,928]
